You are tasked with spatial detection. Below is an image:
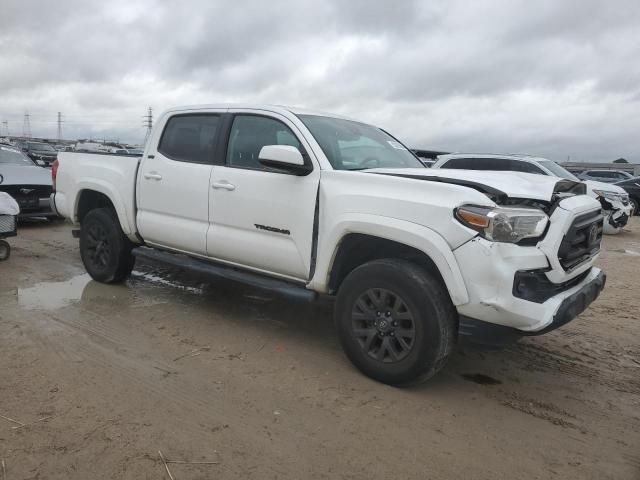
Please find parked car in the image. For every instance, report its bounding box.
[615,177,640,216]
[0,145,57,218]
[15,141,58,167]
[578,169,635,183]
[432,154,633,234]
[52,104,606,385]
[0,191,19,260]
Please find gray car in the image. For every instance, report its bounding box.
[578,169,634,183]
[0,145,57,218]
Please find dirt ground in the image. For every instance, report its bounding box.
[1,218,639,480]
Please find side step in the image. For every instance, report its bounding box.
[132,246,317,302]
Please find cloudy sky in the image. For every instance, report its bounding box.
[1,0,639,162]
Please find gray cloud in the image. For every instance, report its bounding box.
[0,0,639,161]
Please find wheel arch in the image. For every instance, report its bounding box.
[311,215,469,305]
[74,184,133,237]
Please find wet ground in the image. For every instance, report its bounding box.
[1,219,639,479]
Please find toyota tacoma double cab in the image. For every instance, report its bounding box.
[51,105,606,385]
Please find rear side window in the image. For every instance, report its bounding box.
[441,158,476,169]
[226,115,302,170]
[510,160,545,174]
[158,114,220,163]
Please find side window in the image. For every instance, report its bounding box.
[226,115,302,170]
[158,114,220,163]
[442,158,476,169]
[476,158,511,170]
[510,160,545,175]
[596,171,612,178]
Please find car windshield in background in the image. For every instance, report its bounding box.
[0,147,35,166]
[539,160,579,181]
[298,115,424,171]
[27,142,56,153]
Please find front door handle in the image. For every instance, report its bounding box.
[212,181,236,191]
[143,172,162,181]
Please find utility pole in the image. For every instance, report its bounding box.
[23,111,32,138]
[57,112,63,141]
[143,107,153,143]
[1,120,8,137]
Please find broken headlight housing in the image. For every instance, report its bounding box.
[455,205,549,243]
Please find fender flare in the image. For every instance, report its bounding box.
[309,213,469,305]
[72,179,133,237]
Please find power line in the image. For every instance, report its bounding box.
[57,112,63,141]
[143,106,153,142]
[22,111,32,138]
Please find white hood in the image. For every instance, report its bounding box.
[369,168,578,202]
[0,164,52,186]
[583,179,626,195]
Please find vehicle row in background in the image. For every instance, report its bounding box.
[0,145,58,219]
[578,169,634,183]
[432,154,633,233]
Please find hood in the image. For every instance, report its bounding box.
[367,168,583,202]
[583,179,626,195]
[0,164,52,186]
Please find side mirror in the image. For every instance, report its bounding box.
[258,145,312,176]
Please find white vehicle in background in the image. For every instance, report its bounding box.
[52,104,606,385]
[74,141,105,153]
[432,154,633,234]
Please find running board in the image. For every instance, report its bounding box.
[131,246,317,302]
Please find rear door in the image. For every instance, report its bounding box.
[136,112,222,255]
[206,111,320,280]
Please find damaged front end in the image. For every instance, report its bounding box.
[594,190,631,234]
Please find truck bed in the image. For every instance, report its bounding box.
[54,151,142,240]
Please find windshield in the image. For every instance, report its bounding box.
[27,142,56,153]
[298,115,424,171]
[539,160,579,181]
[0,147,35,166]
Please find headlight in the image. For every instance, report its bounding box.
[455,205,549,243]
[593,189,628,203]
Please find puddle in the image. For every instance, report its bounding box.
[19,274,93,310]
[18,271,178,311]
[461,373,502,385]
[607,248,640,257]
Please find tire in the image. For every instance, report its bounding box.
[334,259,457,386]
[0,240,10,261]
[631,198,639,217]
[79,208,135,283]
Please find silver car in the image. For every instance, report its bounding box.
[0,145,57,218]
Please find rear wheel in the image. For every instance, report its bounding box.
[334,259,457,386]
[80,208,135,283]
[631,198,639,217]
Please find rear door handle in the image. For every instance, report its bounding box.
[143,172,162,181]
[212,181,236,191]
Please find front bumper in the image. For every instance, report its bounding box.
[459,270,606,346]
[454,195,604,337]
[18,197,58,218]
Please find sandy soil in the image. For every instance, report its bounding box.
[1,218,639,480]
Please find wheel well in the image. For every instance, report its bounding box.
[328,233,447,293]
[77,190,115,223]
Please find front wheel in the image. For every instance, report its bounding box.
[79,208,135,283]
[334,259,457,386]
[631,198,639,217]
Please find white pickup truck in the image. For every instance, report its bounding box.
[52,104,606,385]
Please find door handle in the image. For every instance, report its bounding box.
[212,181,236,191]
[143,172,162,181]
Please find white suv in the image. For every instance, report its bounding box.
[433,154,632,234]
